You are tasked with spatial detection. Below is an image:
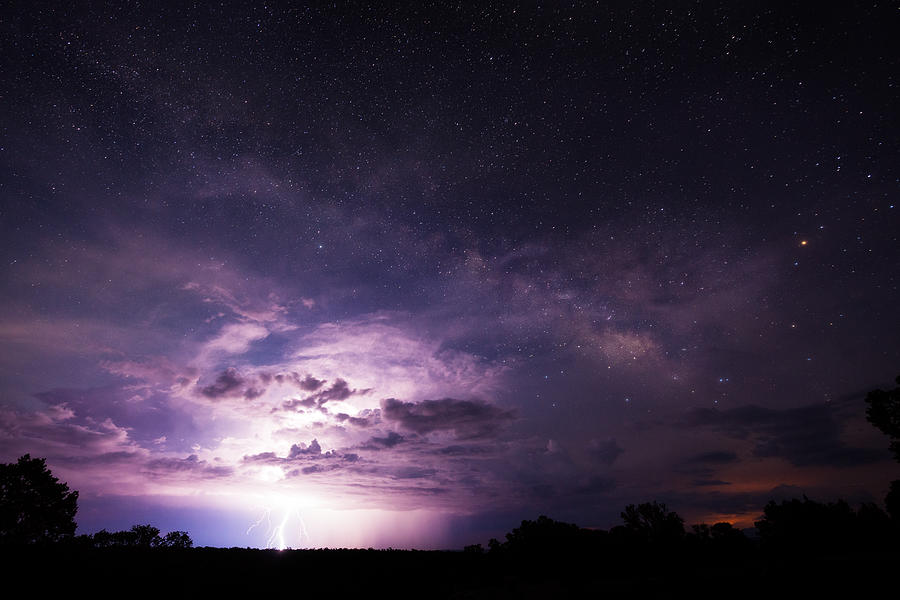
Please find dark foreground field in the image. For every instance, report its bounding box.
[4,545,898,599]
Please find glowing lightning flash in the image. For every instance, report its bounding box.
[246,497,312,550]
[270,509,289,550]
[245,507,272,537]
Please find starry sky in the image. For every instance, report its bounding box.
[1,3,898,549]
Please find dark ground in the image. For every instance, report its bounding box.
[4,546,897,599]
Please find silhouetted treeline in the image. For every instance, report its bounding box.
[3,460,900,599]
[73,524,193,549]
[865,374,900,519]
[3,504,897,599]
[0,454,192,550]
[756,496,896,554]
[447,500,899,597]
[3,371,900,597]
[481,498,897,563]
[1,498,898,598]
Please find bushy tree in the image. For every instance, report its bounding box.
[689,522,751,556]
[0,454,78,545]
[159,530,193,548]
[755,497,857,553]
[130,524,161,547]
[501,515,585,554]
[865,375,900,461]
[79,524,193,548]
[886,480,900,521]
[864,375,900,519]
[620,501,685,546]
[463,543,484,554]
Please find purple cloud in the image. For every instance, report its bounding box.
[360,431,406,450]
[288,439,322,457]
[200,367,246,399]
[381,397,514,439]
[144,454,233,479]
[684,401,888,467]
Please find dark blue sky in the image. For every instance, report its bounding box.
[1,2,897,548]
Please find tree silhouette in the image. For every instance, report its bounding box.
[691,522,749,546]
[130,524,161,547]
[77,524,193,548]
[620,501,685,546]
[501,515,585,555]
[864,375,900,461]
[0,454,78,545]
[160,530,193,548]
[864,375,900,519]
[886,480,900,520]
[754,496,859,553]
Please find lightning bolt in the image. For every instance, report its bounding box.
[247,503,312,550]
[246,507,272,536]
[268,509,288,549]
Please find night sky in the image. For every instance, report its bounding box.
[1,3,897,549]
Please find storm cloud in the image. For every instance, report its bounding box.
[199,367,248,399]
[684,403,887,467]
[381,398,514,439]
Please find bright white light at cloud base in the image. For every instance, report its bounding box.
[255,465,285,483]
[243,492,320,549]
[237,492,452,549]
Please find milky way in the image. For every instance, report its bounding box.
[1,4,897,548]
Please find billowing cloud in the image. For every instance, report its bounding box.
[201,322,270,356]
[381,397,514,439]
[288,439,322,457]
[200,367,247,399]
[360,431,406,450]
[287,317,508,402]
[297,375,325,391]
[300,379,367,407]
[144,454,233,479]
[684,402,887,467]
[335,412,376,428]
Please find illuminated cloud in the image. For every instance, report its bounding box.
[144,454,234,479]
[200,322,271,357]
